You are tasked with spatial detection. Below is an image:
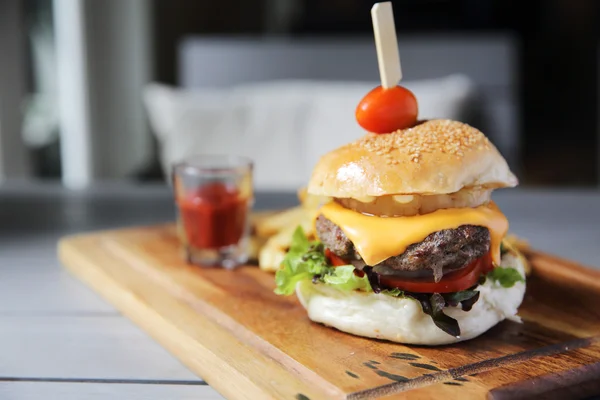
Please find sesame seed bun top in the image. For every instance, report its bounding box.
[307,119,518,199]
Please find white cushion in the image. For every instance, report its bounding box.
[144,75,476,190]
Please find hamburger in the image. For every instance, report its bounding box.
[275,119,526,345]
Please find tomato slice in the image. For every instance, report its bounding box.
[325,249,349,267]
[379,253,492,293]
[355,85,418,133]
[324,248,493,293]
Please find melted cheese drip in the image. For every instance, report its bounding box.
[320,201,508,266]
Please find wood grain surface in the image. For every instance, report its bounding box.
[58,224,600,400]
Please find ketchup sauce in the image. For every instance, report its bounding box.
[177,182,248,249]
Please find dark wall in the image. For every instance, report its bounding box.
[517,1,599,186]
[152,0,266,85]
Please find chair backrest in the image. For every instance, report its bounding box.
[177,34,520,171]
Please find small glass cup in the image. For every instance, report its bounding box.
[172,155,254,269]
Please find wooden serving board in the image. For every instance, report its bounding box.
[58,224,600,400]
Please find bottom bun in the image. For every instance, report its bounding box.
[296,251,526,345]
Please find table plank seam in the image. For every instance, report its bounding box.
[0,377,207,386]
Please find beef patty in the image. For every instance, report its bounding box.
[315,214,491,282]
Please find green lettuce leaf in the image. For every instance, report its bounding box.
[487,267,524,288]
[381,287,403,297]
[274,226,373,295]
[274,226,328,295]
[323,265,372,292]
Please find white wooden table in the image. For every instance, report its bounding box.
[1,182,599,399]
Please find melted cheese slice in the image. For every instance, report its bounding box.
[320,201,508,266]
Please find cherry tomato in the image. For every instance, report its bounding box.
[356,85,418,133]
[325,249,350,267]
[379,253,493,293]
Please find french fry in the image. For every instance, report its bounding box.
[258,240,288,272]
[258,211,315,272]
[297,187,308,205]
[297,186,330,211]
[252,188,325,272]
[504,234,530,252]
[254,206,307,239]
[250,210,279,227]
[258,226,295,272]
[247,235,268,261]
[502,237,532,276]
[502,233,531,275]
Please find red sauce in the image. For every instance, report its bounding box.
[177,182,248,249]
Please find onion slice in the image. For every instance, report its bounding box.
[336,188,492,217]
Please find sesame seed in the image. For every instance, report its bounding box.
[356,120,489,161]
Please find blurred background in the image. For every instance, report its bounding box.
[1,0,599,191]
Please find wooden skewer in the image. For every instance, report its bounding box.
[371,2,402,89]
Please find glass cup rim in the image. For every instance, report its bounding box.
[173,154,253,176]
